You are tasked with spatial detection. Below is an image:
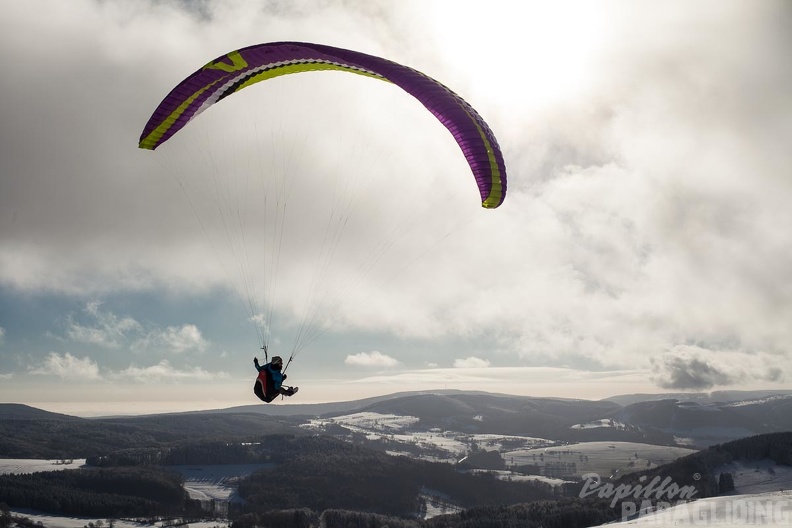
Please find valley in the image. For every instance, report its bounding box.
[2,389,791,528]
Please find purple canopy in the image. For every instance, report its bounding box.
[139,42,506,208]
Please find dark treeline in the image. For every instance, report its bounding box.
[0,419,165,459]
[0,466,198,518]
[90,435,347,467]
[226,502,618,528]
[87,442,269,467]
[162,435,301,465]
[0,412,303,459]
[231,508,422,528]
[425,500,619,528]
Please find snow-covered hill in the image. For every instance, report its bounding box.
[600,490,791,526]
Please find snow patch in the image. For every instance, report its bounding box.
[8,510,229,528]
[0,458,87,475]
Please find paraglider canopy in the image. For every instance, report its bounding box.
[139,41,507,208]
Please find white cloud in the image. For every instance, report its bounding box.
[28,352,101,380]
[453,356,491,368]
[113,360,227,383]
[132,324,208,355]
[62,302,207,354]
[345,351,400,367]
[0,326,5,346]
[0,372,13,380]
[66,301,142,348]
[25,352,227,384]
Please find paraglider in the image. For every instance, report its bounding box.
[253,355,298,403]
[139,42,508,403]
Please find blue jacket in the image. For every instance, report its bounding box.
[254,359,283,390]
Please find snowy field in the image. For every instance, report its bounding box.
[464,469,566,486]
[0,458,87,475]
[722,460,792,495]
[571,419,630,430]
[304,411,552,461]
[505,441,696,478]
[166,463,273,501]
[420,488,464,519]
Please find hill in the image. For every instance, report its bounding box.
[213,390,791,447]
[607,396,792,446]
[0,404,304,458]
[3,390,791,458]
[0,403,82,421]
[356,393,621,436]
[604,389,792,406]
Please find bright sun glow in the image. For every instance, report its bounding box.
[427,2,608,108]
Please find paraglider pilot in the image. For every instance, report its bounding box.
[254,355,298,403]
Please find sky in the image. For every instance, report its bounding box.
[1,0,791,417]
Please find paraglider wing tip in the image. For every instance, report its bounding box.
[481,193,505,209]
[138,137,158,150]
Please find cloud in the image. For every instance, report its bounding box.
[61,301,208,354]
[112,360,227,383]
[26,353,227,384]
[649,345,787,390]
[132,324,209,355]
[650,349,735,390]
[0,372,12,380]
[66,301,142,348]
[28,352,101,380]
[453,357,491,368]
[1,0,791,397]
[0,326,5,346]
[345,351,399,367]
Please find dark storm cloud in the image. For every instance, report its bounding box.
[651,350,738,390]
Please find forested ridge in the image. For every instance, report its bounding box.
[237,436,557,516]
[1,417,789,528]
[0,410,304,458]
[0,466,198,518]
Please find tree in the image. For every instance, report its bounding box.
[718,472,735,493]
[0,503,11,528]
